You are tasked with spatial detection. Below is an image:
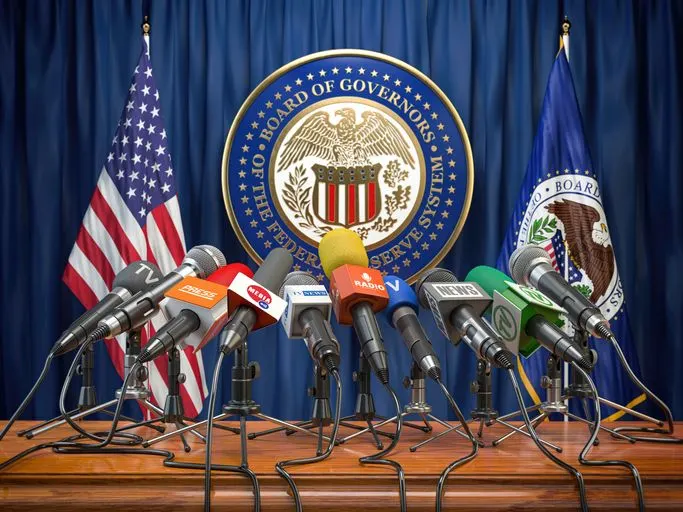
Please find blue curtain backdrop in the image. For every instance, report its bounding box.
[1,0,682,423]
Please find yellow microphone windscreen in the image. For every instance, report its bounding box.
[318,228,369,278]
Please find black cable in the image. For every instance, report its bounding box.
[275,368,343,512]
[434,379,478,512]
[204,350,225,511]
[0,351,55,441]
[0,350,139,472]
[606,335,683,443]
[359,383,407,512]
[505,368,589,512]
[572,362,645,511]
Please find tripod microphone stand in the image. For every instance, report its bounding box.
[142,339,331,448]
[491,330,638,448]
[17,344,140,438]
[248,364,335,455]
[19,330,166,439]
[336,353,430,448]
[338,360,455,448]
[409,358,562,452]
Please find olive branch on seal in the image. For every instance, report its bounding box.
[281,165,331,236]
[527,215,557,244]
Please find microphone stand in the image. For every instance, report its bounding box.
[339,361,455,447]
[142,339,332,448]
[337,353,430,448]
[19,330,164,439]
[247,364,334,455]
[491,333,637,449]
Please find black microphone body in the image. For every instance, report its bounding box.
[525,315,592,370]
[451,305,514,369]
[219,248,293,355]
[91,245,226,341]
[392,306,441,380]
[300,308,341,371]
[53,261,163,355]
[138,310,201,363]
[509,245,612,338]
[351,302,389,382]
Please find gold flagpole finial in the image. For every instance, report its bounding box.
[142,15,151,35]
[562,16,571,37]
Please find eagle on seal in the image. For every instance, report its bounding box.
[546,199,615,303]
[277,108,415,172]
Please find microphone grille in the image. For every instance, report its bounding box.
[278,271,319,298]
[415,267,458,308]
[184,245,227,278]
[509,245,551,284]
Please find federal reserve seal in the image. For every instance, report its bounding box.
[515,171,624,320]
[222,50,473,283]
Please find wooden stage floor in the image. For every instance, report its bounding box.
[0,420,681,510]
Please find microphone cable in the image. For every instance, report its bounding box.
[505,367,589,512]
[0,337,140,471]
[359,383,407,512]
[275,367,343,512]
[0,351,56,441]
[603,332,682,443]
[434,378,479,512]
[572,362,645,510]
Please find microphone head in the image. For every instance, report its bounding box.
[207,263,254,287]
[464,265,510,298]
[253,248,294,291]
[415,267,458,309]
[112,260,163,294]
[508,244,551,284]
[278,271,319,298]
[183,245,227,278]
[383,275,419,325]
[318,228,368,278]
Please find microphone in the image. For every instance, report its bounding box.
[53,260,163,355]
[89,245,227,342]
[138,264,255,363]
[416,268,514,370]
[383,275,442,381]
[219,248,292,355]
[318,228,390,384]
[279,271,341,372]
[466,266,592,371]
[509,245,613,339]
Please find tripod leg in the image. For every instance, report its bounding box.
[284,421,314,437]
[477,418,485,438]
[175,423,192,453]
[493,415,563,453]
[496,403,543,422]
[177,419,207,443]
[255,413,332,443]
[377,414,431,433]
[366,419,384,450]
[114,418,163,433]
[317,423,324,456]
[420,413,432,432]
[565,412,636,443]
[16,409,81,437]
[105,409,166,434]
[598,397,664,426]
[99,409,141,424]
[25,399,120,439]
[142,413,227,447]
[240,416,249,468]
[213,423,241,434]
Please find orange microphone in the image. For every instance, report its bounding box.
[318,228,390,384]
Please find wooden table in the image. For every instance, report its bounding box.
[0,420,681,510]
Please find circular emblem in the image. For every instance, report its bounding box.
[223,50,474,283]
[515,172,623,319]
[492,305,518,342]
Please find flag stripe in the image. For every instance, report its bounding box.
[150,205,185,264]
[63,263,99,310]
[91,186,142,263]
[165,197,188,253]
[74,226,116,288]
[146,214,176,272]
[327,183,336,223]
[367,182,376,219]
[67,245,110,300]
[83,207,127,272]
[347,184,356,225]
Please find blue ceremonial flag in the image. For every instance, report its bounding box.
[496,46,645,419]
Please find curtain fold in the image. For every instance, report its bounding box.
[0,0,681,421]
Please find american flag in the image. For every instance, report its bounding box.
[63,37,207,418]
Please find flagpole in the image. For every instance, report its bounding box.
[561,15,572,416]
[562,16,571,61]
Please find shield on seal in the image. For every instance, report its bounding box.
[311,163,382,227]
